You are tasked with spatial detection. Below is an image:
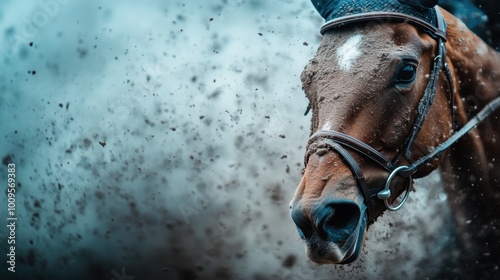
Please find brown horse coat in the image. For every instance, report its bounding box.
[292,6,500,277]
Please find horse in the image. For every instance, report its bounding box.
[289,0,500,277]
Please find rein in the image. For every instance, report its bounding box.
[305,7,500,222]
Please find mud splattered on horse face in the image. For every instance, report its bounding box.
[291,20,457,264]
[294,3,500,275]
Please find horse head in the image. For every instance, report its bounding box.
[290,0,500,265]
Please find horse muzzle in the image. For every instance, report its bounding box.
[291,130,413,264]
[290,195,368,264]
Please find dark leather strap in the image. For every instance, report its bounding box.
[443,63,457,129]
[307,131,396,172]
[321,139,376,221]
[305,131,397,222]
[400,7,451,160]
[402,54,442,159]
[405,96,500,174]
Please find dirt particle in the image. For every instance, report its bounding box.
[95,191,105,200]
[83,138,92,148]
[2,154,12,166]
[26,249,36,266]
[208,89,222,99]
[282,254,297,268]
[98,141,106,147]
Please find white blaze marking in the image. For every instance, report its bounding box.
[336,34,363,71]
[322,122,331,130]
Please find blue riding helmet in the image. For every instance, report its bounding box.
[311,0,439,27]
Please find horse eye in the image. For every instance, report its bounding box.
[395,64,417,85]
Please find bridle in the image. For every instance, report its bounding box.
[304,7,500,222]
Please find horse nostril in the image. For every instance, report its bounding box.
[319,202,361,240]
[291,201,363,241]
[326,204,359,229]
